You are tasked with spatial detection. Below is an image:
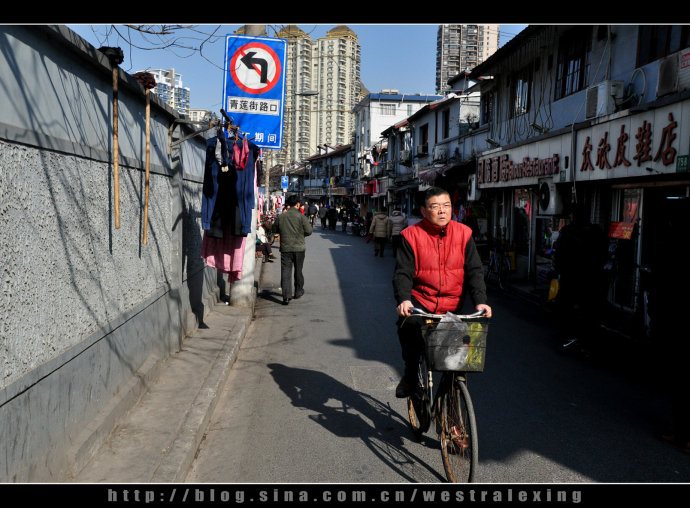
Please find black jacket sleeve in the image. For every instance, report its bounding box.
[463,236,488,306]
[392,236,415,304]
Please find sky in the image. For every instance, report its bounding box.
[67,24,528,113]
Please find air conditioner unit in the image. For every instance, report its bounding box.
[585,80,624,119]
[467,174,481,201]
[679,50,690,91]
[657,53,679,97]
[416,144,428,155]
[538,179,563,215]
[432,145,448,162]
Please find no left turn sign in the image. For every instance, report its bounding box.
[229,41,282,95]
[223,35,286,149]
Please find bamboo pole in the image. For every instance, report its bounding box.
[113,65,120,229]
[142,88,151,244]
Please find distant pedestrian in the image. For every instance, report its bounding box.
[318,205,328,229]
[327,206,338,231]
[340,207,348,232]
[271,194,313,305]
[308,202,318,226]
[389,206,408,258]
[256,221,275,264]
[369,206,392,257]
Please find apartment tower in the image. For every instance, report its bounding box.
[435,25,499,94]
[142,68,191,116]
[276,25,361,168]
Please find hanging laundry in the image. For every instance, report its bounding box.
[202,134,237,238]
[229,135,258,235]
[201,233,246,282]
[233,134,250,170]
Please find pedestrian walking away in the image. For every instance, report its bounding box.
[318,204,328,229]
[392,186,492,398]
[327,206,338,231]
[271,194,313,305]
[389,206,408,258]
[369,206,392,257]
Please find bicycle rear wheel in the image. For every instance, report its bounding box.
[440,373,478,482]
[407,354,432,440]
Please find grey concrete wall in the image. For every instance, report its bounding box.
[0,25,237,481]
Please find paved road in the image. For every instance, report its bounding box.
[186,224,690,484]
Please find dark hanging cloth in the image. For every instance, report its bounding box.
[202,134,239,238]
[230,136,258,236]
[98,46,124,65]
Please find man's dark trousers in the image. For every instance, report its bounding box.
[280,251,305,300]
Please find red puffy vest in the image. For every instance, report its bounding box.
[401,220,473,313]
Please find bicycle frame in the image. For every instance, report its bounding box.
[405,307,485,482]
[485,247,511,289]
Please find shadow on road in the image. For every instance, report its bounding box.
[267,362,445,482]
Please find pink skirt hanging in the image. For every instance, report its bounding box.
[201,231,246,283]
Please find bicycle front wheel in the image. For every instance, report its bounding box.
[440,373,478,483]
[407,354,432,440]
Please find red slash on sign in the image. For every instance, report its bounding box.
[230,42,282,95]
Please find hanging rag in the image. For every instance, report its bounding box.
[98,46,124,65]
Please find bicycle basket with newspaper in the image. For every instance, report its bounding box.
[422,313,489,372]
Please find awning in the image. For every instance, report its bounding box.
[418,161,467,183]
[418,166,449,183]
[390,183,419,192]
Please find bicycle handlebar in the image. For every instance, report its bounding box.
[409,307,487,320]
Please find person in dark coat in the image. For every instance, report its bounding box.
[271,194,313,305]
[553,202,608,353]
[327,206,338,230]
[648,197,690,453]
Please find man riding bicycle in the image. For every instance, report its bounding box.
[393,187,492,398]
[307,202,318,227]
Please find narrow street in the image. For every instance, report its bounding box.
[186,224,690,484]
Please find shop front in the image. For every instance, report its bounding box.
[477,99,690,338]
[476,143,568,296]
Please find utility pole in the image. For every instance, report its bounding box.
[229,23,268,308]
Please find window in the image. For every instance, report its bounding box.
[511,66,531,117]
[418,123,429,153]
[442,109,450,139]
[555,27,591,100]
[481,88,495,125]
[637,25,690,66]
[379,103,396,115]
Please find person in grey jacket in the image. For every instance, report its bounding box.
[369,206,392,257]
[389,206,408,258]
[272,194,313,305]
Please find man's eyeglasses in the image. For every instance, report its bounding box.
[426,203,452,212]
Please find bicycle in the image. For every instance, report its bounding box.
[404,307,489,483]
[485,246,511,290]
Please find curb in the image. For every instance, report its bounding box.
[68,260,263,482]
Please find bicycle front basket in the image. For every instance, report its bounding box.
[424,317,489,372]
